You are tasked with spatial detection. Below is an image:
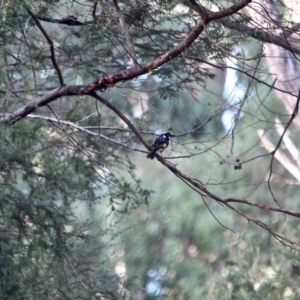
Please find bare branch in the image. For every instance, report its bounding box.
[266,89,300,202]
[181,55,300,96]
[91,93,300,248]
[113,0,138,67]
[26,114,146,153]
[15,11,38,95]
[258,129,300,182]
[190,0,300,55]
[25,7,64,86]
[224,197,300,219]
[0,86,65,124]
[269,89,299,156]
[274,117,300,168]
[249,1,300,127]
[90,92,150,150]
[92,0,98,20]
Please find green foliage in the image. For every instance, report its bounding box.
[0,121,133,298]
[1,0,300,299]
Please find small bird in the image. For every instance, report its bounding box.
[147,133,172,160]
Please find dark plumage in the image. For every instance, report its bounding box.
[147,133,172,160]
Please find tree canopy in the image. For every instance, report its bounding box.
[1,0,300,299]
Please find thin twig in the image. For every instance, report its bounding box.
[92,93,300,249]
[266,89,300,205]
[26,114,146,153]
[112,0,138,67]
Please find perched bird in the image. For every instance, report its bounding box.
[147,133,172,160]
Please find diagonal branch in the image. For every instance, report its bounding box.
[257,129,300,182]
[90,92,150,150]
[270,89,300,158]
[0,86,65,124]
[274,117,300,168]
[91,92,300,248]
[70,0,252,94]
[189,0,300,55]
[265,89,300,203]
[1,0,252,125]
[25,7,64,86]
[92,0,98,20]
[26,114,145,153]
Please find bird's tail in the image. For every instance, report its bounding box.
[147,150,156,160]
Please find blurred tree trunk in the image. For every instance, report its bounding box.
[250,0,300,126]
[252,0,300,181]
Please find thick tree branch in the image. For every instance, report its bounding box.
[189,0,300,55]
[0,87,65,124]
[202,0,252,20]
[9,80,299,247]
[37,15,89,26]
[2,0,252,124]
[92,0,98,20]
[70,0,252,94]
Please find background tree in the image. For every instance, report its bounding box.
[1,0,300,299]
